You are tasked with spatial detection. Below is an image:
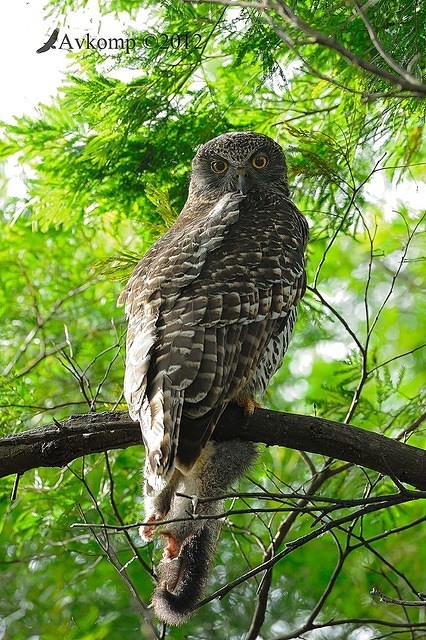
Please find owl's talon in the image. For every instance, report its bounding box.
[238,397,261,417]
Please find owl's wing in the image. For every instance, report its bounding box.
[120,192,245,493]
[122,192,307,494]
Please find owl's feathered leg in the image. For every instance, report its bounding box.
[150,439,257,626]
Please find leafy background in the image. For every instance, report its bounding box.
[0,1,425,638]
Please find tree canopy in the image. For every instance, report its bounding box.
[0,1,425,638]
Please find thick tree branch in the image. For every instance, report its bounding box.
[1,406,425,490]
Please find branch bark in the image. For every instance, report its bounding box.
[1,406,425,490]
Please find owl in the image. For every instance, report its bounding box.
[119,131,308,624]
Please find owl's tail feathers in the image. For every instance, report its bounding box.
[150,440,258,626]
[175,406,225,471]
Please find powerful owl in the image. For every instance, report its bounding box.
[119,131,308,625]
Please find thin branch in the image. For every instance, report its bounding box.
[371,587,426,608]
[367,342,426,376]
[299,534,347,634]
[370,213,426,338]
[245,462,335,639]
[197,489,421,609]
[351,0,421,84]
[73,480,159,639]
[104,452,154,577]
[184,0,426,96]
[3,279,95,377]
[73,489,424,534]
[307,285,364,354]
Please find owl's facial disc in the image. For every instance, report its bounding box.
[190,131,289,199]
[208,152,271,195]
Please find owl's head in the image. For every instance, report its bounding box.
[189,131,289,199]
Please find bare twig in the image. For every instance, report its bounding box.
[197,489,422,607]
[72,471,159,639]
[3,278,95,377]
[183,0,426,96]
[371,587,426,608]
[351,0,422,85]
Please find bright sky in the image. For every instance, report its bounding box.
[0,0,150,121]
[0,0,148,197]
[2,0,84,121]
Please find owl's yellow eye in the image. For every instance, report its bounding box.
[211,160,228,174]
[252,154,268,169]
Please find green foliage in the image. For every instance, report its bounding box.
[1,0,425,638]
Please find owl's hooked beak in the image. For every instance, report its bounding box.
[235,168,250,195]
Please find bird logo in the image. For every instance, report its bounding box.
[36,28,59,54]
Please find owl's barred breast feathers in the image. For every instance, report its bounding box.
[120,131,308,624]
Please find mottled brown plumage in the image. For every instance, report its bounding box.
[120,131,307,490]
[119,131,308,624]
